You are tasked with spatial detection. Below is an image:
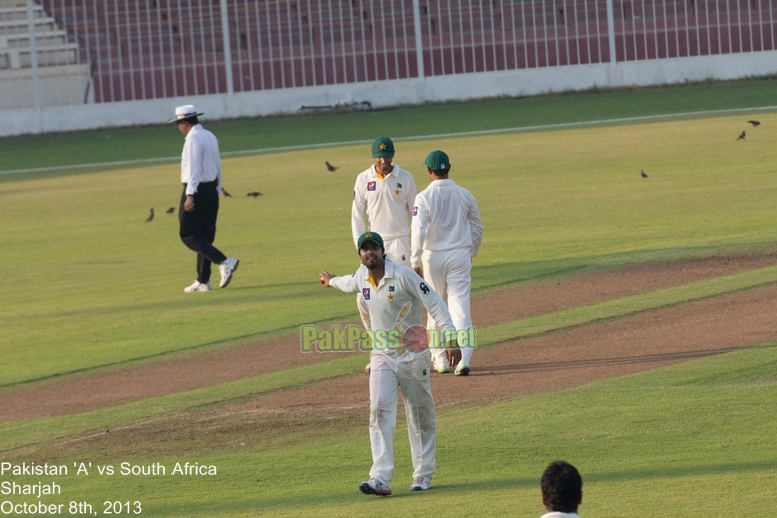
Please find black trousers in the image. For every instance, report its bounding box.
[179,181,227,283]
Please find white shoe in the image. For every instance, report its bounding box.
[410,476,431,491]
[219,258,239,288]
[184,280,212,293]
[359,477,392,496]
[455,364,470,376]
[433,361,450,374]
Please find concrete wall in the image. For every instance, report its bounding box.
[2,50,777,137]
[0,64,93,109]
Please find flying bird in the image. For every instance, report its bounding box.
[326,161,338,172]
[166,207,175,214]
[247,191,263,197]
[641,170,648,179]
[737,131,746,141]
[145,208,154,222]
[747,120,761,127]
[221,188,233,197]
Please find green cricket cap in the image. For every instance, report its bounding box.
[424,150,450,172]
[357,231,384,251]
[372,137,395,158]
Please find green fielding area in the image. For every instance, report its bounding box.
[2,79,777,516]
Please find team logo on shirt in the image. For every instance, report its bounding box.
[389,286,394,292]
[397,183,402,188]
[419,282,430,295]
[387,293,394,303]
[412,206,418,216]
[362,288,371,300]
[367,181,377,191]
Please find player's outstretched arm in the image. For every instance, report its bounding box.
[319,271,336,287]
[321,269,361,293]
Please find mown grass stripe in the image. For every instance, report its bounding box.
[3,104,775,175]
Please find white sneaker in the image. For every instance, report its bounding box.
[219,258,239,288]
[184,280,212,293]
[359,477,392,496]
[410,476,431,491]
[433,361,450,374]
[455,364,470,376]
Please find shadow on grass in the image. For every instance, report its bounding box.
[473,346,748,376]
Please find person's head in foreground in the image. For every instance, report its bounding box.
[541,460,583,516]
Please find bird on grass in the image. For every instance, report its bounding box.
[326,161,338,172]
[221,188,233,197]
[145,208,154,222]
[748,120,761,127]
[737,131,746,141]
[641,170,648,178]
[247,191,263,197]
[166,207,175,214]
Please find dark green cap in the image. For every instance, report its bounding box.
[372,137,395,158]
[357,231,384,251]
[424,150,450,172]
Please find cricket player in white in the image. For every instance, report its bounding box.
[411,150,483,375]
[351,137,417,329]
[320,231,459,496]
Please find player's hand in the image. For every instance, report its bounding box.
[413,267,423,278]
[445,339,461,369]
[184,195,195,212]
[319,271,335,287]
[446,346,462,369]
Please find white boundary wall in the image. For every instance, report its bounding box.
[3,50,777,137]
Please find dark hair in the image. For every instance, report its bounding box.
[541,461,582,513]
[177,116,199,125]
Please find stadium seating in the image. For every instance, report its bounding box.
[0,0,91,109]
[7,0,776,103]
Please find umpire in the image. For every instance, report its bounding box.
[170,105,239,292]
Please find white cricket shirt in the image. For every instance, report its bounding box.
[181,124,221,195]
[329,260,455,354]
[411,178,484,268]
[351,164,417,247]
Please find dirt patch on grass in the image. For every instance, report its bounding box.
[229,283,777,414]
[2,249,776,423]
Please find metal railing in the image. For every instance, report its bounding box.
[1,0,776,110]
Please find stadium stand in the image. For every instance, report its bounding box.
[0,0,91,108]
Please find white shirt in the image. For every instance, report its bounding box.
[411,178,483,268]
[329,260,455,354]
[540,512,582,518]
[351,164,417,247]
[181,124,221,195]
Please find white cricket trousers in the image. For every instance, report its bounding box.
[368,350,436,485]
[357,236,411,329]
[423,247,475,369]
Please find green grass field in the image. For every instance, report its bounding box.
[1,80,777,516]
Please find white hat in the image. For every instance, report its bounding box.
[168,104,204,123]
